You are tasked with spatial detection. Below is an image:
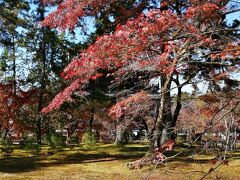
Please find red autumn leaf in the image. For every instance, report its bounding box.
[161,139,175,151]
[223,160,229,166]
[210,159,217,165]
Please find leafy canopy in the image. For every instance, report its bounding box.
[42,0,240,113]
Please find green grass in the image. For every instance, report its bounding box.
[0,143,240,179]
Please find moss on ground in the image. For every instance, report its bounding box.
[0,143,239,179]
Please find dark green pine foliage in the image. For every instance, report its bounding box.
[22,0,81,144]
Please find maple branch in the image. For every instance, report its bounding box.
[144,151,183,179]
[188,61,234,67]
[208,101,231,125]
[203,29,240,35]
[200,161,225,180]
[230,0,240,3]
[224,8,240,15]
[205,100,240,132]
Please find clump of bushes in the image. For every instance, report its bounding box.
[46,130,66,149]
[1,138,13,157]
[81,129,96,149]
[20,134,40,154]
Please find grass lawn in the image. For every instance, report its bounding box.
[0,143,240,179]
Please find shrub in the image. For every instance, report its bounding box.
[1,138,13,157]
[20,134,40,154]
[46,130,66,149]
[82,129,96,149]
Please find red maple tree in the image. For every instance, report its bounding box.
[42,0,240,149]
[0,82,36,140]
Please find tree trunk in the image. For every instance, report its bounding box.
[36,115,42,144]
[141,117,149,133]
[36,1,47,144]
[150,74,173,151]
[223,118,230,160]
[11,37,16,95]
[3,128,10,141]
[89,108,94,131]
[66,120,78,144]
[115,116,128,145]
[171,76,183,140]
[149,72,184,152]
[114,125,128,145]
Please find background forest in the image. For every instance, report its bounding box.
[0,0,240,179]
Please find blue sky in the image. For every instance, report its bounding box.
[20,1,240,44]
[226,12,240,24]
[70,6,240,44]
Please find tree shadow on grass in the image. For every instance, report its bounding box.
[119,146,149,153]
[0,150,145,173]
[63,151,145,164]
[164,150,214,164]
[0,145,221,174]
[0,157,39,173]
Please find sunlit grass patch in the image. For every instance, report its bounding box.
[0,143,240,179]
